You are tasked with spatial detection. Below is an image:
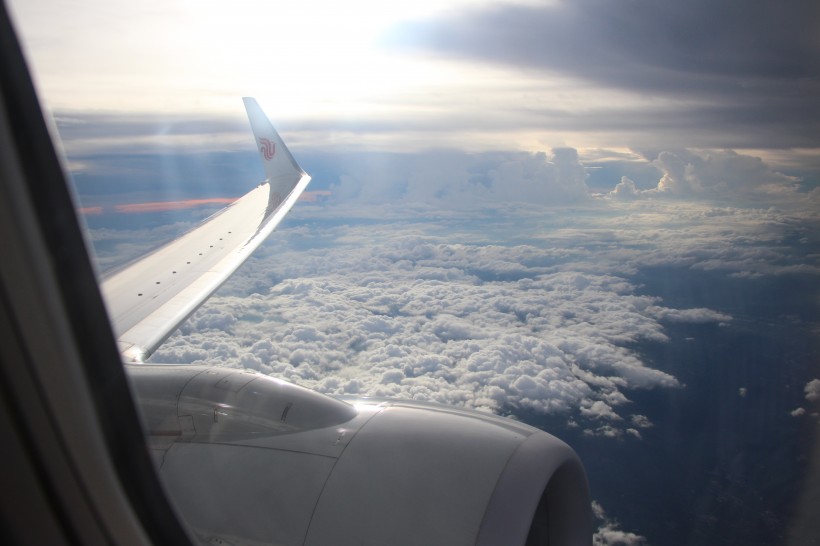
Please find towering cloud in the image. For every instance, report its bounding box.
[652,150,799,199]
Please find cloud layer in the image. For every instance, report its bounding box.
[300,145,814,215]
[130,192,817,444]
[153,235,686,434]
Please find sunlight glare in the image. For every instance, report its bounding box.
[174,0,469,119]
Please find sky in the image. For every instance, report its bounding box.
[8,0,820,544]
[8,0,820,173]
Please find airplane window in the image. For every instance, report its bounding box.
[7,0,818,545]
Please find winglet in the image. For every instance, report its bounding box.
[243,97,305,193]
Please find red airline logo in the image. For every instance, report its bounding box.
[259,137,276,160]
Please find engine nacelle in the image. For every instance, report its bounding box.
[128,365,592,546]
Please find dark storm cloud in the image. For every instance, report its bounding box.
[392,0,820,93]
[388,0,820,147]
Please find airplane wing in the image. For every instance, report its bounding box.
[100,98,311,362]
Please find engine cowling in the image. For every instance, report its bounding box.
[127,365,592,546]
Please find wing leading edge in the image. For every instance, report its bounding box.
[101,98,311,362]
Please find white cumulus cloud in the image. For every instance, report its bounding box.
[592,501,647,546]
[151,228,693,433]
[805,379,820,402]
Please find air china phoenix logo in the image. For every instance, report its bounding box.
[258,137,276,161]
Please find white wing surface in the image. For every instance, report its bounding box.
[101,98,311,362]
